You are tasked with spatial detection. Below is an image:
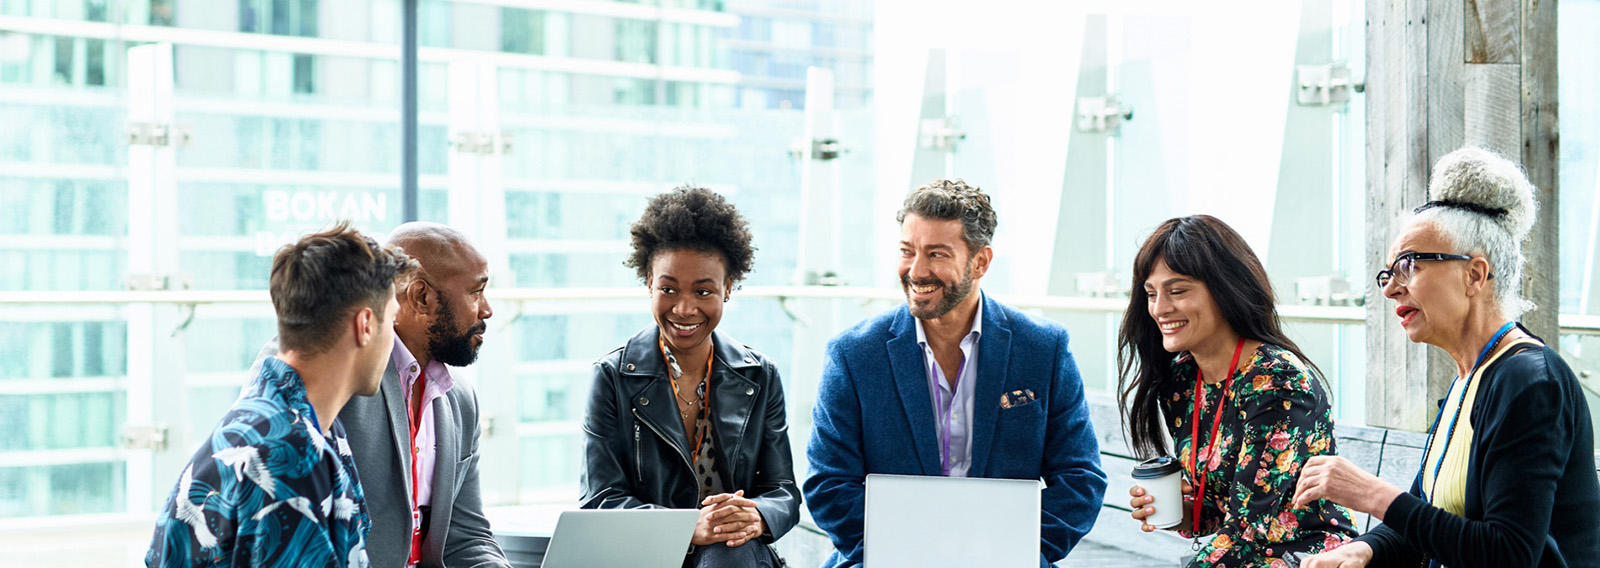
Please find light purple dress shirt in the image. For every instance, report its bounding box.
[914,297,982,477]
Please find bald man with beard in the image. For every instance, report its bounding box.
[252,222,509,568]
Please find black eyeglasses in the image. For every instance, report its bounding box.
[1375,252,1488,287]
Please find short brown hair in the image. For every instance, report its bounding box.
[896,179,998,253]
[270,222,419,356]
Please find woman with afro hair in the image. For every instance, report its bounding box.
[579,185,799,567]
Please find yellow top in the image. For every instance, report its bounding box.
[1421,337,1542,516]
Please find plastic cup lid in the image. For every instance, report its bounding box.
[1131,456,1182,479]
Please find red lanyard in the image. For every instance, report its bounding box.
[1188,337,1246,534]
[660,337,714,470]
[405,370,425,565]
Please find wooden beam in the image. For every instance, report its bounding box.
[1520,0,1559,339]
[1428,0,1466,165]
[1368,0,1444,432]
[1465,0,1521,63]
[1463,63,1521,155]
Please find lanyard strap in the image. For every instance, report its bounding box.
[405,370,425,566]
[1423,321,1517,500]
[928,348,968,476]
[660,336,714,471]
[306,404,321,435]
[1189,337,1247,535]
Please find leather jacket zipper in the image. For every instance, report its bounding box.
[633,408,694,475]
[633,422,643,481]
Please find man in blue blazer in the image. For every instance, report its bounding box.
[803,179,1106,567]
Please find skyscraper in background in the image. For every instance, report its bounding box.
[0,0,875,519]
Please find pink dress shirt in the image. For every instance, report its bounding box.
[391,336,455,567]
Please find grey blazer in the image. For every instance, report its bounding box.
[252,340,509,568]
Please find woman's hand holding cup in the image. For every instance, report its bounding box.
[1129,455,1190,532]
[1129,478,1193,532]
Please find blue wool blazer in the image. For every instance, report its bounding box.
[802,293,1107,567]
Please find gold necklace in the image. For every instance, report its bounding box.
[660,335,713,427]
[674,377,701,421]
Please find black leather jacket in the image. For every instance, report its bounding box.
[579,326,801,544]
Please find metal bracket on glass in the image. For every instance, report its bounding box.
[790,138,846,161]
[1074,272,1125,298]
[1295,63,1364,106]
[125,273,190,291]
[450,131,514,155]
[123,423,169,451]
[127,122,191,147]
[776,296,810,327]
[800,269,844,286]
[1075,97,1133,134]
[1294,275,1357,306]
[917,117,966,151]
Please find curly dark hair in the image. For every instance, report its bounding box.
[624,185,756,284]
[896,179,997,254]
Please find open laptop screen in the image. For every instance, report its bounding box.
[864,474,1042,567]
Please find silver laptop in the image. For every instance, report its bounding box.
[540,509,700,568]
[864,473,1041,567]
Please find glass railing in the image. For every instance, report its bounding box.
[5,285,1597,524]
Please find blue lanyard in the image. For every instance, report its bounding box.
[306,404,322,435]
[1423,321,1516,499]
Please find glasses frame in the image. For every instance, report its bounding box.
[1374,252,1481,288]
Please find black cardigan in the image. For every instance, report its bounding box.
[1358,339,1600,567]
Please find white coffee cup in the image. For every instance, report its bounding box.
[1131,456,1184,529]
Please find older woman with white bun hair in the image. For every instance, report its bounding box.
[1293,147,1600,567]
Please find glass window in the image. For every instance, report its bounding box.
[1559,0,1600,445]
[501,8,546,55]
[238,0,320,37]
[19,0,1598,558]
[614,19,657,64]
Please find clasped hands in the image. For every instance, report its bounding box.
[690,490,765,548]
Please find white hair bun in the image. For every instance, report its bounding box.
[1426,147,1538,240]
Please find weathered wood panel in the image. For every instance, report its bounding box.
[1368,0,1445,432]
[1465,0,1521,63]
[1520,0,1559,340]
[1463,63,1522,155]
[1429,0,1466,164]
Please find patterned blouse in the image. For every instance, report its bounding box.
[691,380,727,501]
[146,356,371,568]
[1161,343,1356,567]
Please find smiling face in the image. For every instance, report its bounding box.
[1144,258,1235,356]
[649,248,730,356]
[898,213,990,321]
[1383,221,1475,347]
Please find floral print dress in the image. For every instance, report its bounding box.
[1161,343,1357,568]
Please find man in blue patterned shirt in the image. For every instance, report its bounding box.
[147,223,420,567]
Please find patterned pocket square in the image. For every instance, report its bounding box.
[999,389,1037,409]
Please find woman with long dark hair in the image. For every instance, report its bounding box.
[1120,215,1355,567]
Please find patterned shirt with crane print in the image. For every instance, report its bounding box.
[146,356,372,568]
